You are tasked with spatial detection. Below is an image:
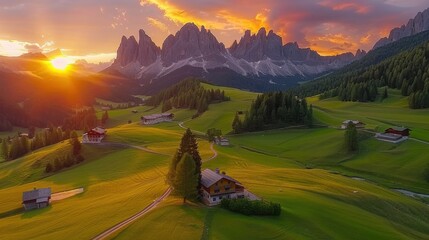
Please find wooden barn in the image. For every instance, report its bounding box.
[385,127,411,136]
[82,127,106,144]
[141,113,174,125]
[22,188,51,210]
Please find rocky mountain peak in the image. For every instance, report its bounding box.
[355,49,367,59]
[138,29,160,66]
[114,35,139,66]
[373,7,429,49]
[229,27,283,61]
[161,22,226,65]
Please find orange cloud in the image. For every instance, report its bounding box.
[139,0,269,35]
[147,17,170,33]
[319,0,370,14]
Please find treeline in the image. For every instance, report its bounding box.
[289,33,429,109]
[220,198,281,216]
[289,31,429,97]
[62,108,99,132]
[322,41,429,108]
[232,92,313,133]
[146,78,230,114]
[45,132,84,173]
[1,126,72,161]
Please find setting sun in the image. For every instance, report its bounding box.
[51,57,71,70]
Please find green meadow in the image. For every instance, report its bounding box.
[0,84,428,239]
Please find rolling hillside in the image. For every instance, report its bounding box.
[0,84,428,239]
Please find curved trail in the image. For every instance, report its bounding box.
[93,123,217,240]
[178,120,218,161]
[92,188,172,240]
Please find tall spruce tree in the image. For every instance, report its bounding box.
[166,129,202,192]
[345,122,358,152]
[232,113,242,134]
[70,131,81,156]
[173,153,199,203]
[1,139,8,160]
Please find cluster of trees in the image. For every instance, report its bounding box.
[321,82,379,102]
[232,92,313,133]
[1,126,72,161]
[166,129,202,203]
[45,132,83,173]
[289,31,429,100]
[344,123,358,152]
[97,101,139,110]
[206,128,222,142]
[62,108,98,131]
[101,111,109,125]
[146,78,230,114]
[292,41,429,109]
[220,198,281,216]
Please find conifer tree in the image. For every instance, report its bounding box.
[174,153,199,203]
[101,111,109,125]
[166,129,202,192]
[232,113,242,134]
[1,138,8,160]
[70,131,81,156]
[345,122,358,152]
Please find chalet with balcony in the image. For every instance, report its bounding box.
[82,127,106,144]
[22,188,51,210]
[200,168,246,206]
[141,113,174,125]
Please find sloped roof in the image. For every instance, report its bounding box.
[92,127,106,134]
[142,113,173,120]
[22,188,51,202]
[389,126,410,131]
[342,120,365,125]
[201,169,240,188]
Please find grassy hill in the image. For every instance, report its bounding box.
[0,84,428,239]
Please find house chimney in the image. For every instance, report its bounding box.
[215,168,220,174]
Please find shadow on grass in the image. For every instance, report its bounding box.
[20,205,52,219]
[0,207,23,219]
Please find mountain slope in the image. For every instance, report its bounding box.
[373,7,429,49]
[289,30,429,100]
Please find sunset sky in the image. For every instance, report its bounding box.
[0,0,428,63]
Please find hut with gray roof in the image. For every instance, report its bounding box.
[22,188,51,210]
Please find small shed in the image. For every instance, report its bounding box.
[22,188,51,210]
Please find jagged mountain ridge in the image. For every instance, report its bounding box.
[373,7,429,49]
[110,23,366,92]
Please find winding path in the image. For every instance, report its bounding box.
[92,124,217,240]
[92,188,172,240]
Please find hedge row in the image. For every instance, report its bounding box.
[220,198,281,216]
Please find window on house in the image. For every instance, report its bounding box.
[219,196,223,199]
[212,197,216,201]
[214,189,220,193]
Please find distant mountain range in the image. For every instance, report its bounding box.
[373,7,429,49]
[108,23,366,93]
